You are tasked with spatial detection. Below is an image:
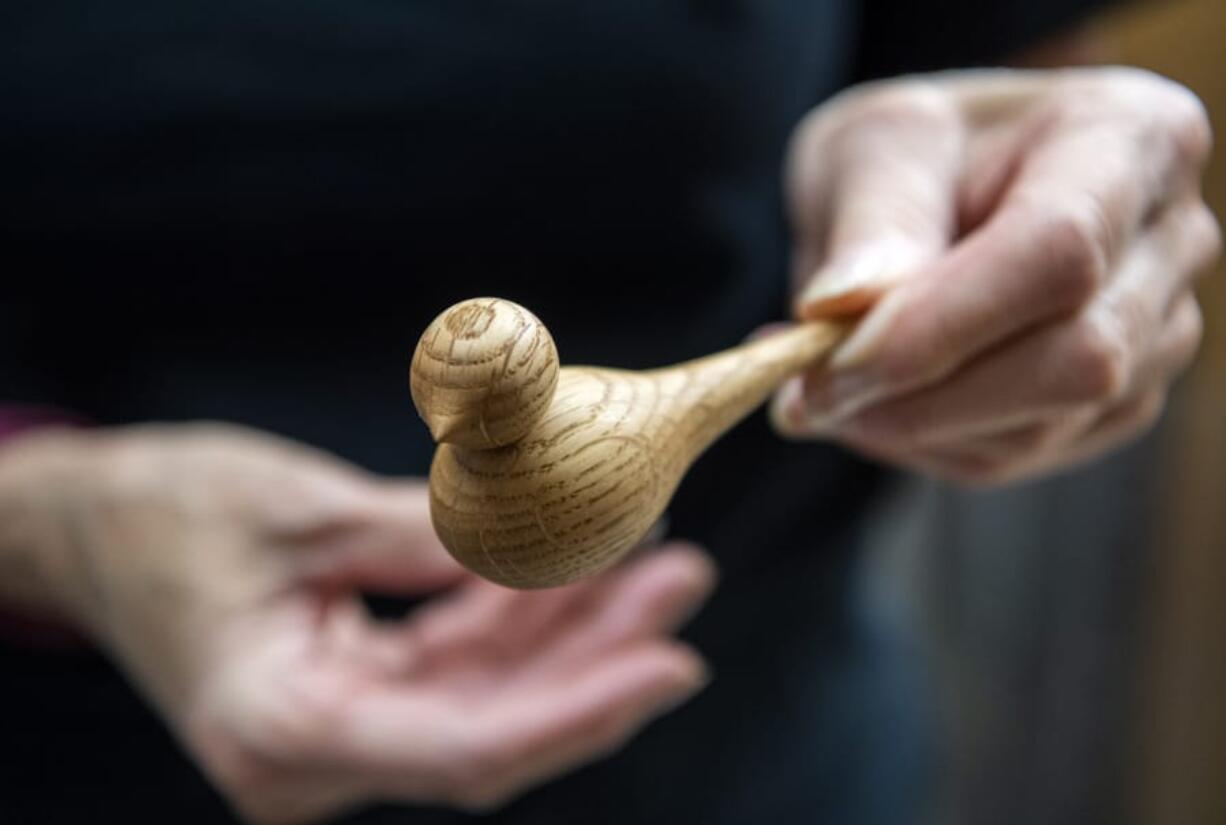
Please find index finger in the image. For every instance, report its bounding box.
[804,123,1161,415]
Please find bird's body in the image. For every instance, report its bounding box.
[413,298,844,588]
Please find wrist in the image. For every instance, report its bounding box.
[0,428,106,632]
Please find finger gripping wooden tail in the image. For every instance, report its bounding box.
[410,297,845,589]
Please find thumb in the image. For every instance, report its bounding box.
[302,482,467,594]
[792,86,963,319]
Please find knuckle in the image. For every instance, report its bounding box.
[1105,290,1149,360]
[1100,69,1212,173]
[1044,86,1103,129]
[832,78,959,144]
[1038,199,1110,308]
[1183,300,1205,350]
[999,426,1054,457]
[1069,312,1131,402]
[1162,84,1214,170]
[1106,392,1167,447]
[1189,204,1224,275]
[1171,300,1205,371]
[1097,66,1171,100]
[863,79,955,119]
[1040,71,1136,130]
[1136,392,1168,431]
[873,80,955,124]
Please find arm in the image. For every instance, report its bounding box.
[0,412,91,623]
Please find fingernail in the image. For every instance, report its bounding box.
[799,241,920,316]
[828,286,910,370]
[769,378,813,438]
[803,370,883,427]
[773,374,876,436]
[799,290,913,423]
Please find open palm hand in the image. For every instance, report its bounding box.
[24,424,714,824]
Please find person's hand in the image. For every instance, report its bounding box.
[3,424,714,823]
[775,67,1221,484]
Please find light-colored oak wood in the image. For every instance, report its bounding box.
[411,297,846,588]
[410,298,559,449]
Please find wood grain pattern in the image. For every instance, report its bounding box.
[411,298,559,449]
[411,297,846,588]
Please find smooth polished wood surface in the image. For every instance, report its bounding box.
[411,297,845,588]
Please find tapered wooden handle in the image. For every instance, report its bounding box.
[411,298,847,588]
[644,321,846,462]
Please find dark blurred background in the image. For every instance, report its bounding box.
[1,1,1223,824]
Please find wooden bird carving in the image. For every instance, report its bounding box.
[410,297,845,588]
